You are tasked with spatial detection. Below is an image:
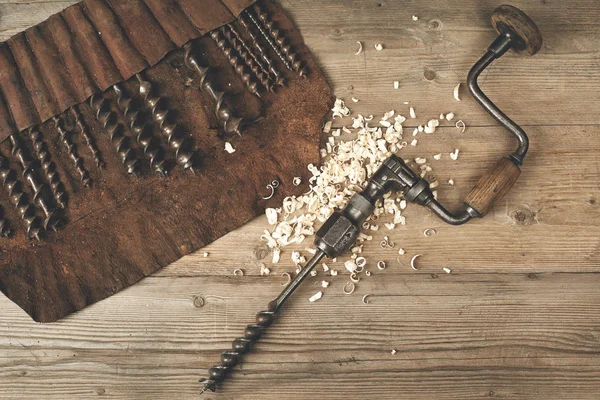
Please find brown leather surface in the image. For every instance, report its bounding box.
[0,0,257,139]
[0,0,333,322]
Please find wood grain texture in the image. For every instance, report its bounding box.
[1,0,600,399]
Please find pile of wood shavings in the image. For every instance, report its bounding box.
[260,98,465,302]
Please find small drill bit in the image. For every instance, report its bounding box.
[27,127,67,209]
[220,25,275,92]
[9,133,60,232]
[136,73,197,172]
[238,16,285,86]
[113,84,169,177]
[71,106,105,169]
[53,117,91,187]
[0,153,43,240]
[89,94,141,176]
[184,43,246,136]
[210,30,263,97]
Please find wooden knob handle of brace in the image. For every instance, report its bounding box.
[465,157,521,216]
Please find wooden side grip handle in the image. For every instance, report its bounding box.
[465,157,521,216]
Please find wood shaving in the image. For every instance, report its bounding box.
[375,43,384,51]
[352,97,360,103]
[365,270,372,276]
[265,208,279,225]
[281,272,292,286]
[356,257,367,268]
[350,273,360,283]
[331,270,338,276]
[233,269,244,277]
[260,263,271,276]
[443,267,452,274]
[322,263,329,272]
[415,157,427,164]
[453,83,462,101]
[456,120,466,133]
[412,15,419,21]
[293,177,302,186]
[411,139,418,146]
[309,291,323,302]
[433,153,442,161]
[321,280,330,288]
[391,349,397,355]
[343,282,356,295]
[272,248,281,264]
[394,81,400,89]
[323,120,332,133]
[310,270,318,277]
[409,107,416,119]
[424,228,436,237]
[410,254,422,270]
[448,179,455,186]
[450,149,460,161]
[398,248,406,256]
[203,252,209,257]
[345,260,358,273]
[331,98,351,119]
[445,112,455,121]
[224,142,235,154]
[355,41,363,55]
[362,294,371,304]
[377,261,386,270]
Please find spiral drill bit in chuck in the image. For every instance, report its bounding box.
[72,106,105,169]
[90,94,141,176]
[219,25,275,92]
[9,133,60,232]
[113,84,169,177]
[27,127,67,209]
[136,74,197,172]
[248,6,309,77]
[0,153,43,240]
[210,30,263,97]
[53,117,91,187]
[184,43,246,136]
[0,206,11,238]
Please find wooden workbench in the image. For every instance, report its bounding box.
[1,1,599,399]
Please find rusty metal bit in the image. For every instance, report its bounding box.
[89,94,141,177]
[0,152,43,240]
[136,74,197,172]
[251,5,309,77]
[9,133,60,232]
[71,106,105,169]
[0,205,11,238]
[184,43,246,136]
[27,127,67,209]
[113,84,169,177]
[210,30,263,97]
[237,16,285,87]
[220,25,275,92]
[53,117,91,188]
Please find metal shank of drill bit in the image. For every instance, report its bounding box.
[199,251,326,394]
[184,43,246,136]
[136,74,196,172]
[9,133,60,232]
[54,117,91,187]
[28,127,67,208]
[0,205,11,238]
[113,84,168,177]
[252,5,309,77]
[89,94,141,176]
[0,153,43,240]
[219,25,274,92]
[72,106,105,169]
[210,30,263,96]
[238,16,285,86]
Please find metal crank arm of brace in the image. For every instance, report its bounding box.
[199,4,542,394]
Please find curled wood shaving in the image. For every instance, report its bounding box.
[454,83,462,101]
[356,257,367,268]
[456,120,466,133]
[424,228,436,237]
[350,273,360,283]
[352,97,360,103]
[410,254,422,270]
[391,349,397,355]
[310,270,318,277]
[343,282,356,295]
[365,270,372,276]
[448,179,455,186]
[293,177,302,186]
[375,43,384,51]
[261,180,280,200]
[355,41,363,55]
[233,269,244,277]
[321,280,330,288]
[412,15,419,21]
[450,149,460,161]
[445,112,455,121]
[281,272,292,286]
[203,252,209,257]
[398,248,406,256]
[309,291,323,302]
[362,294,371,304]
[377,261,386,270]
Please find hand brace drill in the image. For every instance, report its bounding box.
[200,4,542,393]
